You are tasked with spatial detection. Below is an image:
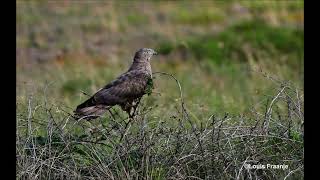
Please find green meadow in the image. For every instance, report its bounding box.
[17,1,304,179]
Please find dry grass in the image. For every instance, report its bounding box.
[16,1,304,179]
[16,72,303,179]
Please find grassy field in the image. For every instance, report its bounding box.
[16,1,304,179]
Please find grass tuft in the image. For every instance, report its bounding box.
[17,74,304,179]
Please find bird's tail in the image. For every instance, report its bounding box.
[74,104,109,120]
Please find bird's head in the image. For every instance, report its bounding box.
[134,48,157,62]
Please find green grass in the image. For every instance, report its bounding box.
[157,20,303,65]
[17,1,304,179]
[171,8,225,25]
[16,82,304,179]
[126,14,149,25]
[16,0,304,126]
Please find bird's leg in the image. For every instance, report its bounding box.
[119,98,142,142]
[130,97,142,118]
[128,108,134,119]
[120,110,134,142]
[120,102,132,119]
[127,106,135,119]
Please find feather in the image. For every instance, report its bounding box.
[74,48,157,120]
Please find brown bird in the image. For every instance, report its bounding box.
[74,48,157,120]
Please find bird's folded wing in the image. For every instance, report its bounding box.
[93,71,150,105]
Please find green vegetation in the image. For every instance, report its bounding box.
[171,8,225,25]
[17,1,303,179]
[157,20,303,65]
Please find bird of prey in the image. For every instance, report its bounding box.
[74,48,157,120]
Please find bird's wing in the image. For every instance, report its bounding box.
[93,70,150,106]
[75,70,150,117]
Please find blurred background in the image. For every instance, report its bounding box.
[16,0,304,119]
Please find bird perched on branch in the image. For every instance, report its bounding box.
[74,48,157,120]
